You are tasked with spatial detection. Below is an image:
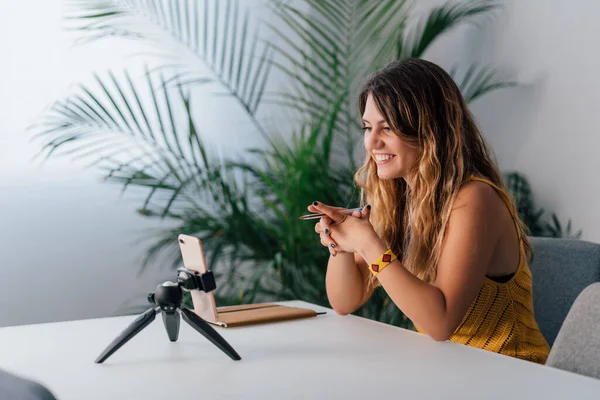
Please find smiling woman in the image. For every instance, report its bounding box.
[309,58,551,365]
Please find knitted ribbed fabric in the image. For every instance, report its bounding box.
[419,176,551,364]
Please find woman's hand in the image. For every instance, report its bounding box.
[309,201,376,256]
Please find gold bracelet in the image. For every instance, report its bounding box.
[369,249,397,276]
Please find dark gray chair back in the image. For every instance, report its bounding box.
[546,282,600,379]
[529,237,600,346]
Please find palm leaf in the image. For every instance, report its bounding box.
[401,0,501,59]
[450,64,517,103]
[64,0,275,143]
[30,67,222,218]
[266,0,411,155]
[269,0,409,98]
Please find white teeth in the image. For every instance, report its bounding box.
[375,154,395,161]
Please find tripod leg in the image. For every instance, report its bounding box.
[180,308,241,361]
[95,308,157,364]
[161,310,180,342]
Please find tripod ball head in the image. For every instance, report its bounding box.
[148,281,183,310]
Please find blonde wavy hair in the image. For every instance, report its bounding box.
[354,59,532,285]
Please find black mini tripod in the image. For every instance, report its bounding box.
[95,267,241,363]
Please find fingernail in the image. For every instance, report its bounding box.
[325,228,329,235]
[359,207,363,212]
[330,243,335,248]
[366,204,371,210]
[313,201,318,206]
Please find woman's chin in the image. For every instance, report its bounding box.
[376,169,402,180]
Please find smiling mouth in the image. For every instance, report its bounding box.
[374,154,396,165]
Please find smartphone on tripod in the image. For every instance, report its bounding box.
[178,234,318,328]
[177,234,220,324]
[95,234,241,363]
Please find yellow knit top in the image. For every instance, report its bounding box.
[418,176,551,364]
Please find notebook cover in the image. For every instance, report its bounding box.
[215,303,317,327]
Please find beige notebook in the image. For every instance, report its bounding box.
[209,303,318,328]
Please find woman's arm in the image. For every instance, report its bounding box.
[357,182,502,341]
[325,252,376,315]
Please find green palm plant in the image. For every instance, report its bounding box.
[33,0,515,326]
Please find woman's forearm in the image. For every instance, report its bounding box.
[358,235,450,341]
[325,252,369,315]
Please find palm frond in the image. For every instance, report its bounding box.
[267,0,410,146]
[402,0,501,59]
[450,64,517,103]
[350,0,409,76]
[65,0,275,142]
[30,67,223,218]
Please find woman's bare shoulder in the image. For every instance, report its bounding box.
[452,180,506,222]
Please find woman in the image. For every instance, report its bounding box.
[309,58,550,364]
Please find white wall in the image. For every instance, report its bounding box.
[0,1,178,327]
[464,0,600,242]
[0,0,298,327]
[415,0,599,242]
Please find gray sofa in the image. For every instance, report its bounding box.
[528,236,600,346]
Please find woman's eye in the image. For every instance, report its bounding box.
[361,126,372,133]
[383,126,392,132]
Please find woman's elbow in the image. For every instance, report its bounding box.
[332,306,354,316]
[424,325,452,342]
[329,302,358,316]
[429,331,450,342]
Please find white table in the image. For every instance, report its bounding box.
[0,300,599,399]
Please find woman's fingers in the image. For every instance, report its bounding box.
[309,202,369,258]
[310,201,344,223]
[361,204,371,219]
[307,203,345,213]
[320,216,337,256]
[320,216,333,236]
[320,233,337,256]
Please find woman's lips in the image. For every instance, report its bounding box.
[374,154,396,165]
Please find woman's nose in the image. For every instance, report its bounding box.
[365,127,383,149]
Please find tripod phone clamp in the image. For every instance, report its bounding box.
[95,267,241,364]
[176,266,216,292]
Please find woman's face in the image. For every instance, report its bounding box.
[362,93,420,180]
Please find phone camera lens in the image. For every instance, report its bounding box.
[179,239,184,244]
